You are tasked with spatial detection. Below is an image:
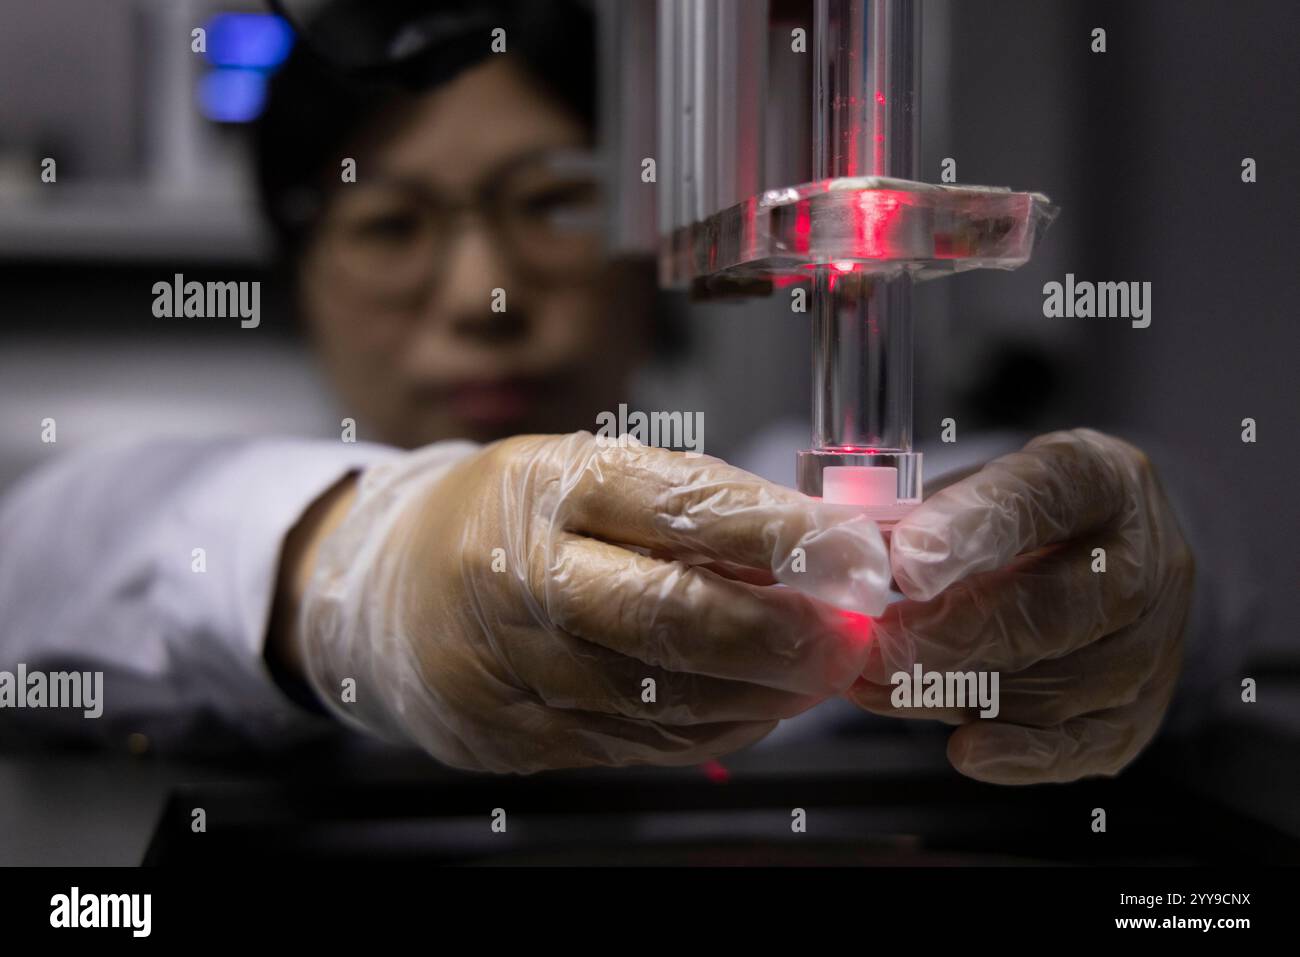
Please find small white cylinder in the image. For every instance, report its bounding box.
[822,465,898,506]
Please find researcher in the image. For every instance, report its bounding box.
[0,0,1213,783]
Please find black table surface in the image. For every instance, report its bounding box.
[3,719,1295,866]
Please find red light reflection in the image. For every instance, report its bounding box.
[700,759,730,784]
[853,189,904,259]
[839,609,876,646]
[793,200,812,254]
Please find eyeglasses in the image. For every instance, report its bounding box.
[312,151,606,300]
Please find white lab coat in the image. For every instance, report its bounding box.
[0,436,399,749]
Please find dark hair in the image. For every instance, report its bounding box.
[252,0,596,258]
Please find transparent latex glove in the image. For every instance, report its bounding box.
[848,429,1195,784]
[300,432,890,773]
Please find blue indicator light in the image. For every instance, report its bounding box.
[197,67,269,123]
[206,13,294,70]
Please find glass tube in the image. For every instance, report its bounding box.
[810,271,913,452]
[798,0,921,516]
[812,0,917,182]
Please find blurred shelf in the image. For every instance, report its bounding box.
[0,184,271,263]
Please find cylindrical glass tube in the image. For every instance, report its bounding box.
[813,0,918,183]
[800,0,921,518]
[810,272,912,452]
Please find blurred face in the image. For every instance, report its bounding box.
[299,56,651,447]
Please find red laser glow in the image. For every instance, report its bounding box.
[700,759,730,784]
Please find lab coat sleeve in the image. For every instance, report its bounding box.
[0,436,406,752]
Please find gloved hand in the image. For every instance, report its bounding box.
[847,429,1195,784]
[299,431,890,773]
